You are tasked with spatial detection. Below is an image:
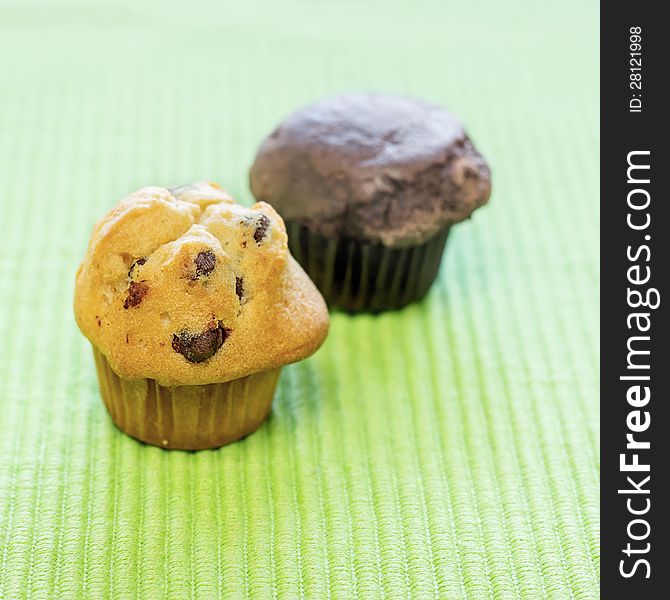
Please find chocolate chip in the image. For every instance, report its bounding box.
[128,257,147,278]
[253,215,270,244]
[194,250,216,278]
[123,281,149,309]
[171,322,230,363]
[235,277,244,300]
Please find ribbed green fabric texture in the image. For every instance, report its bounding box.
[0,0,599,597]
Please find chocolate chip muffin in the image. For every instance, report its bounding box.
[249,93,491,312]
[74,182,329,449]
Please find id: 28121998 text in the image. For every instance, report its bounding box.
[629,27,643,113]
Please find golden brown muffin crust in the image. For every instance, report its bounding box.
[74,182,329,386]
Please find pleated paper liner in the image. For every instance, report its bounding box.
[287,221,450,312]
[93,348,280,450]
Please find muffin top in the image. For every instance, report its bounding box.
[249,93,492,247]
[74,182,329,386]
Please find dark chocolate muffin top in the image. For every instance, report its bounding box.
[249,93,491,247]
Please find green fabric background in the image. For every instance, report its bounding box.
[0,0,599,597]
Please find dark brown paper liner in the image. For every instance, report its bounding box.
[287,221,450,312]
[93,348,280,450]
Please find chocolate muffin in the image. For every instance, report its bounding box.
[249,92,491,312]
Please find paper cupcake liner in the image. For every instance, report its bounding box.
[287,221,450,312]
[93,348,280,450]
